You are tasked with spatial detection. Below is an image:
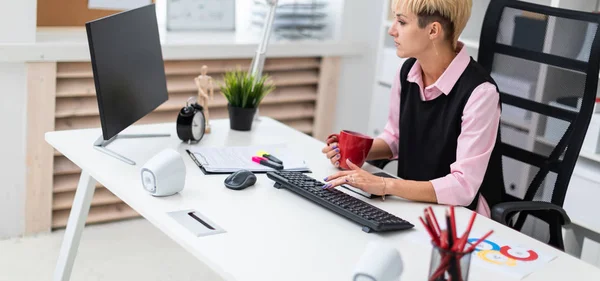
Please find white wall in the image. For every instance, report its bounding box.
[0,0,36,239]
[0,0,36,43]
[0,63,28,239]
[332,1,383,134]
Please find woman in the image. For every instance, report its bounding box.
[321,0,504,217]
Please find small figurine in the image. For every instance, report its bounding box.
[194,65,215,133]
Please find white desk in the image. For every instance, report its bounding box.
[46,117,600,281]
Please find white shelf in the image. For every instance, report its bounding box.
[0,27,365,62]
[377,80,392,88]
[501,115,531,131]
[461,38,480,50]
[536,135,558,146]
[542,60,599,80]
[581,151,600,162]
[535,135,600,163]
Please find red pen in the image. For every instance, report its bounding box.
[426,208,441,236]
[450,206,457,244]
[456,211,477,251]
[420,217,440,247]
[252,156,284,170]
[465,230,494,253]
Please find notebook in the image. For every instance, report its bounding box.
[186,144,311,174]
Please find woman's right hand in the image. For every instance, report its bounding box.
[322,135,341,168]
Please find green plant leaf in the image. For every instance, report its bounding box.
[219,68,276,108]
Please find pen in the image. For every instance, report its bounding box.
[256,150,283,164]
[252,156,284,170]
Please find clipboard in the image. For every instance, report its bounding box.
[185,149,312,175]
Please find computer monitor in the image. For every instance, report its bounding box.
[86,4,170,165]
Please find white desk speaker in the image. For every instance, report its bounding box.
[141,148,186,196]
[353,241,403,281]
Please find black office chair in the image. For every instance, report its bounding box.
[478,0,600,250]
[368,0,600,250]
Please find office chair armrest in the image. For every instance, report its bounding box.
[491,201,571,226]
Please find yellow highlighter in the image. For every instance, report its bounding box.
[256,150,283,164]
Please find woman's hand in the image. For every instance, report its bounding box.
[323,159,388,196]
[321,135,341,168]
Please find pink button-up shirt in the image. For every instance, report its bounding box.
[377,42,500,217]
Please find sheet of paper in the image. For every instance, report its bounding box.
[189,144,309,172]
[88,0,152,11]
[466,232,557,279]
[407,230,557,280]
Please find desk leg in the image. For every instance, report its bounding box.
[53,171,96,281]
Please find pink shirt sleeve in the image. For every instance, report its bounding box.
[430,82,501,214]
[376,66,402,159]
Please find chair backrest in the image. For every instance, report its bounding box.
[478,0,600,238]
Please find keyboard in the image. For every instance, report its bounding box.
[266,170,414,233]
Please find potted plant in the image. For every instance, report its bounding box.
[220,69,275,131]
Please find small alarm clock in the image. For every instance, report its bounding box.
[177,97,206,143]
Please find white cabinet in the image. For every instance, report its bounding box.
[564,158,600,267]
[375,25,406,88]
[377,47,404,87]
[501,125,531,198]
[367,0,405,137]
[565,159,600,234]
[367,84,393,138]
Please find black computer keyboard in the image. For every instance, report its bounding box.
[266,171,414,233]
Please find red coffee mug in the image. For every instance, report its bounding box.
[327,130,374,170]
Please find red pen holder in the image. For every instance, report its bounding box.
[428,241,474,281]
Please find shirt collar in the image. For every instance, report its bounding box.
[406,41,470,96]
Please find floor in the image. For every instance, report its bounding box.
[0,218,224,281]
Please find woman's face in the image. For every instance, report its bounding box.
[387,8,433,58]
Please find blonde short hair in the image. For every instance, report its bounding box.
[394,0,472,49]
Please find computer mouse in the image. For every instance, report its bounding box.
[224,169,257,190]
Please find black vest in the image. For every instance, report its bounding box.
[397,58,504,210]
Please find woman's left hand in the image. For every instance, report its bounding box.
[323,159,388,196]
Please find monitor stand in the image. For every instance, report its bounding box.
[93,133,171,165]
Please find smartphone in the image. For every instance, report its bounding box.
[372,172,397,179]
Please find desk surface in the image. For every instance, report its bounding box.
[46,117,600,281]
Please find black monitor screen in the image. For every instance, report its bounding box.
[86,4,168,140]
